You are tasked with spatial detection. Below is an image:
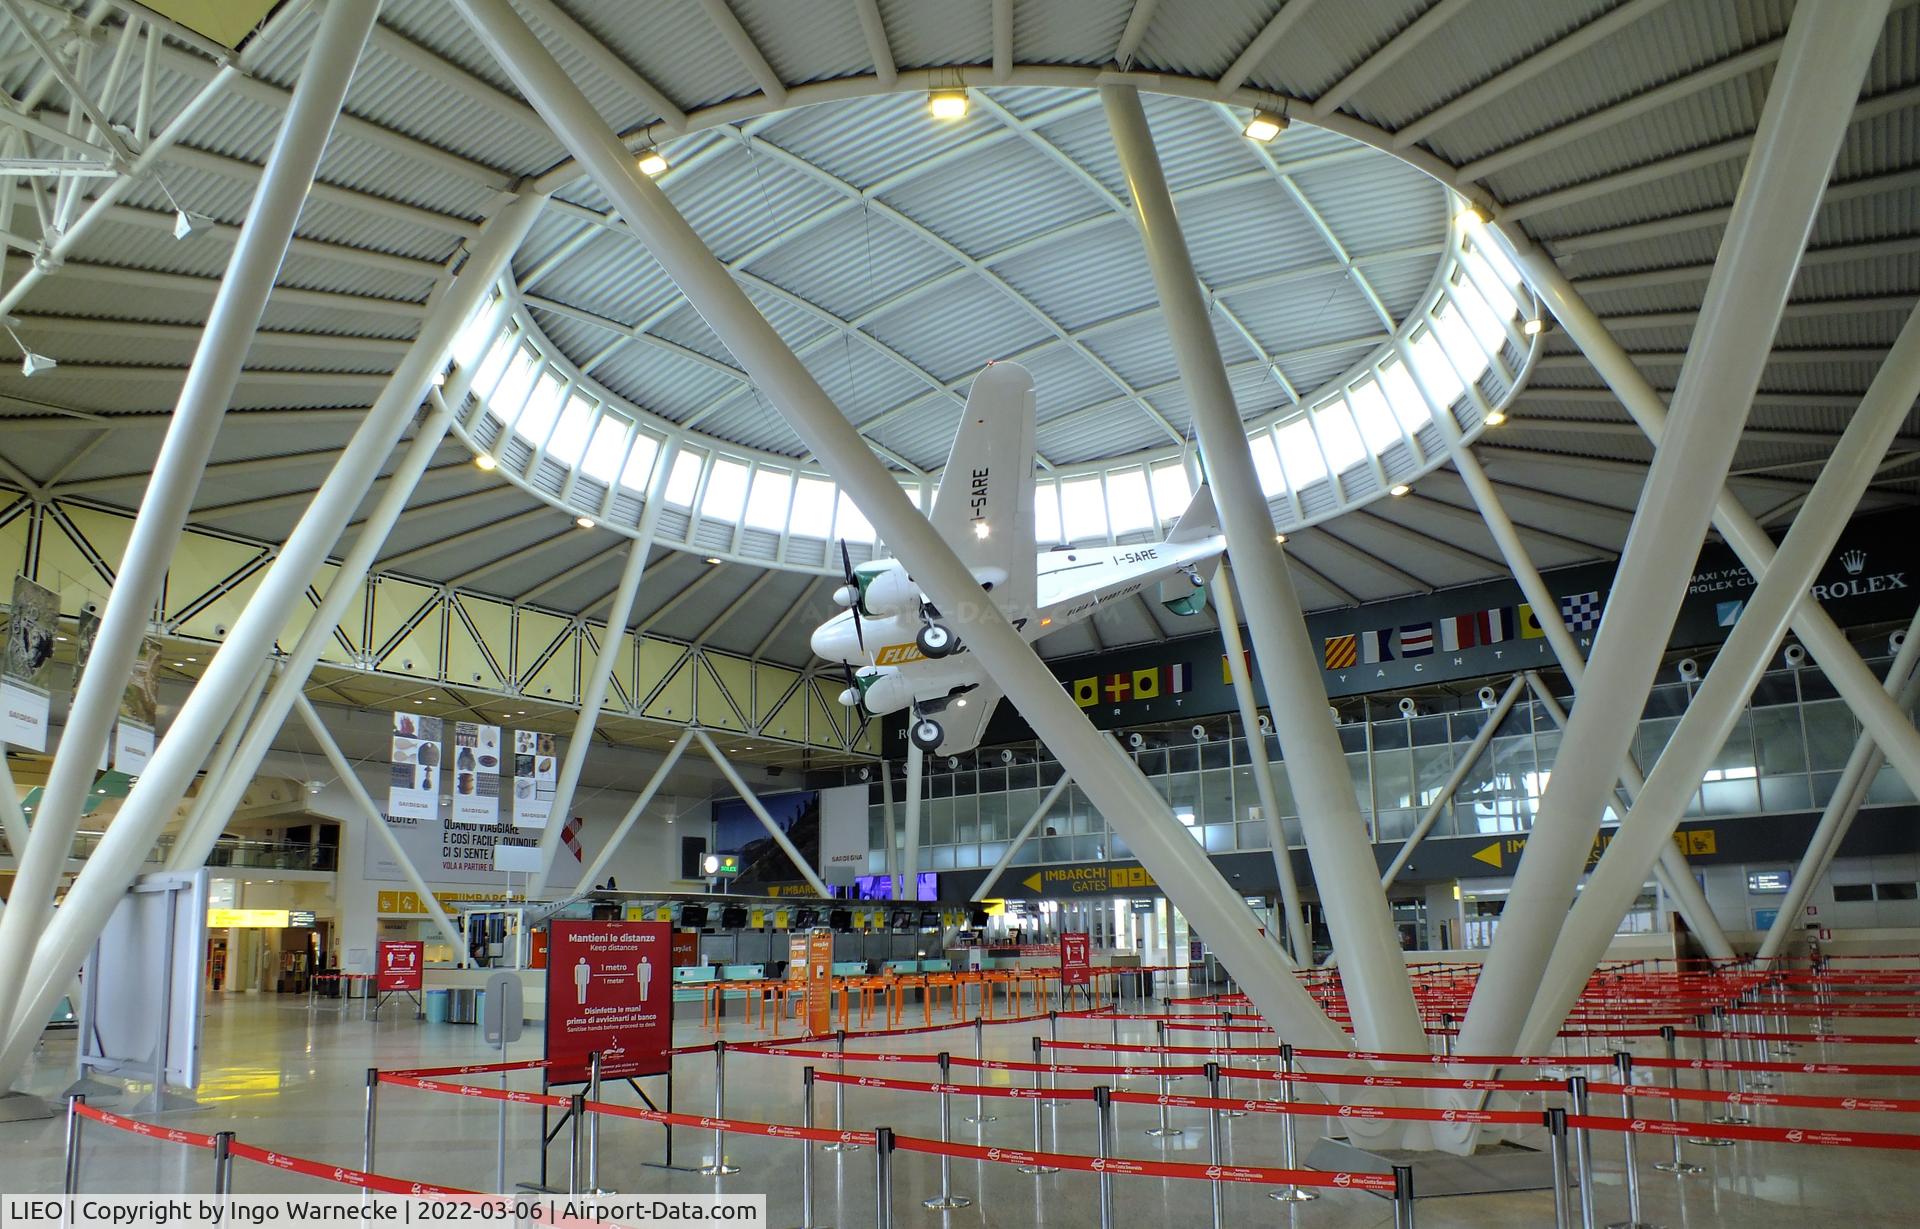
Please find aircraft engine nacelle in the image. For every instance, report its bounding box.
[857,672,918,715]
[861,567,919,617]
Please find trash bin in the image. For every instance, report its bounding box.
[425,989,450,1024]
[447,987,479,1024]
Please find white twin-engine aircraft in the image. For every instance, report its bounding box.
[810,362,1228,756]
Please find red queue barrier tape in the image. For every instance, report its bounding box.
[816,1071,1097,1102]
[585,1096,877,1147]
[1565,1113,1920,1152]
[1221,1066,1560,1095]
[377,1072,571,1108]
[1674,1029,1920,1046]
[226,1140,479,1195]
[1109,1089,1541,1128]
[890,1133,1400,1192]
[74,1103,217,1149]
[1042,1038,1618,1067]
[383,1058,552,1080]
[1638,1055,1920,1077]
[1586,1081,1920,1114]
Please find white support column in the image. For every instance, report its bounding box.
[691,729,831,896]
[1759,614,1920,960]
[1460,1,1889,1058]
[0,194,544,1075]
[1518,298,1920,1051]
[1442,441,1734,958]
[1380,673,1526,890]
[1211,565,1307,967]
[0,0,381,1067]
[973,769,1074,901]
[899,743,923,902]
[450,0,1353,1056]
[163,655,276,870]
[878,757,896,891]
[573,729,696,892]
[0,747,28,861]
[1103,83,1422,1050]
[1521,673,1730,959]
[292,694,467,958]
[529,464,678,898]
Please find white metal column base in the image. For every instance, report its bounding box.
[1143,1126,1184,1138]
[921,1196,972,1210]
[1606,1221,1660,1228]
[1269,1188,1318,1202]
[697,1163,741,1176]
[1684,1135,1734,1147]
[1654,1159,1704,1174]
[1017,1162,1060,1175]
[0,1091,53,1121]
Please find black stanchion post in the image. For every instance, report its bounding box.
[1654,1026,1705,1171]
[1270,1043,1314,1203]
[1392,1163,1416,1229]
[1205,1062,1224,1229]
[362,1068,379,1174]
[965,1016,995,1124]
[211,1131,234,1196]
[1018,1037,1059,1174]
[873,1127,895,1229]
[1609,1052,1655,1229]
[1569,1076,1597,1229]
[921,1052,971,1210]
[1547,1109,1573,1229]
[699,1041,740,1176]
[63,1094,84,1195]
[1093,1086,1115,1229]
[1146,1020,1180,1137]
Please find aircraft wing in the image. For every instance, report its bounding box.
[929,363,1037,625]
[929,682,1002,757]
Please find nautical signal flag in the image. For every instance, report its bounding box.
[1132,667,1161,700]
[1559,590,1603,633]
[1071,663,1193,707]
[1324,634,1357,670]
[1399,622,1434,657]
[1518,603,1546,639]
[1439,607,1517,650]
[1222,649,1252,683]
[1358,629,1393,663]
[1071,676,1098,707]
[1102,673,1133,704]
[1163,662,1192,693]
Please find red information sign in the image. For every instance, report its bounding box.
[376,941,423,992]
[804,928,834,1035]
[1060,931,1091,987]
[671,931,700,967]
[545,920,671,1084]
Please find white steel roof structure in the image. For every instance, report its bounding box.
[0,0,1915,672]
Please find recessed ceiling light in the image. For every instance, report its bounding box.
[1242,110,1287,143]
[972,522,990,540]
[1455,203,1490,228]
[637,149,668,177]
[1522,317,1551,337]
[474,454,498,471]
[928,89,968,120]
[183,657,196,663]
[704,556,721,565]
[1274,533,1288,544]
[1484,410,1508,427]
[576,516,596,529]
[1389,483,1411,497]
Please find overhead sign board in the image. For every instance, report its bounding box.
[207,908,290,929]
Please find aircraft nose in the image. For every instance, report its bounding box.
[810,618,843,662]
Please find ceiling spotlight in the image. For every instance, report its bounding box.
[972,521,990,540]
[704,556,721,565]
[1483,410,1508,427]
[8,328,53,377]
[1389,483,1411,497]
[430,368,447,387]
[636,149,668,177]
[474,454,498,471]
[1242,110,1287,143]
[1522,316,1552,337]
[575,515,596,529]
[173,209,215,240]
[928,89,969,120]
[1273,533,1288,544]
[1455,203,1490,228]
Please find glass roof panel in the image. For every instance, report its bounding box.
[1248,432,1287,495]
[1060,475,1106,541]
[548,393,595,466]
[1315,402,1366,472]
[580,415,628,484]
[745,467,791,531]
[1150,461,1192,523]
[835,489,877,543]
[664,448,703,508]
[621,434,661,494]
[790,476,835,537]
[702,456,750,521]
[1106,468,1152,533]
[1276,418,1326,488]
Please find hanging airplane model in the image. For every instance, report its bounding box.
[810,362,1228,756]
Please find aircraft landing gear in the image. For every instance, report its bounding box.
[910,715,944,752]
[915,620,956,658]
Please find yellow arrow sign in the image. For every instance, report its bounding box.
[1471,842,1503,870]
[1021,872,1043,893]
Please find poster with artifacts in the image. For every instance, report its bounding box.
[114,636,161,773]
[512,728,557,828]
[451,721,502,825]
[388,711,442,821]
[2,575,58,749]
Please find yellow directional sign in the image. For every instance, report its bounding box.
[1016,865,1155,896]
[1471,842,1503,870]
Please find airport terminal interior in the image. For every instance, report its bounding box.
[3,0,1920,1226]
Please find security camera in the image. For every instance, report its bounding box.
[305,780,325,796]
[1329,706,1340,724]
[947,757,960,769]
[857,766,871,781]
[213,623,228,637]
[471,672,484,683]
[1678,658,1700,681]
[1783,644,1806,667]
[1127,732,1147,749]
[402,658,414,670]
[1893,630,1907,654]
[83,601,98,615]
[1000,749,1015,765]
[1477,686,1498,707]
[1257,713,1272,734]
[1397,697,1418,717]
[1190,724,1209,742]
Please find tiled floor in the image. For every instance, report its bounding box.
[3,989,1917,1227]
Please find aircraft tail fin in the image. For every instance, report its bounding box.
[1166,483,1220,544]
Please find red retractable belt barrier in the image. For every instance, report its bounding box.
[585,1096,877,1147]
[1041,1037,1616,1067]
[1674,1029,1920,1046]
[74,1103,217,1149]
[1586,1081,1920,1114]
[382,1059,551,1080]
[1566,1114,1920,1152]
[1221,1066,1559,1095]
[226,1140,479,1195]
[890,1133,1400,1192]
[377,1072,571,1108]
[1107,1089,1540,1128]
[816,1070,1098,1102]
[1638,1055,1920,1077]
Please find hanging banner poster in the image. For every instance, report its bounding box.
[452,721,503,825]
[818,784,868,886]
[546,920,671,1084]
[376,940,423,992]
[113,635,160,774]
[2,574,57,750]
[388,712,442,821]
[1060,931,1092,987]
[512,729,557,829]
[804,927,834,1035]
